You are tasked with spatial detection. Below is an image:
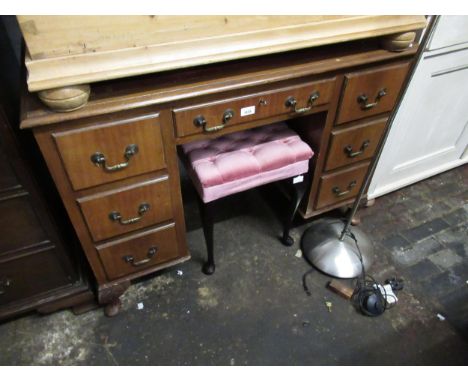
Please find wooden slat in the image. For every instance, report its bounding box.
[20,16,347,59]
[17,15,427,92]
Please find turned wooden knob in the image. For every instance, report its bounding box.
[380,31,416,52]
[38,84,90,112]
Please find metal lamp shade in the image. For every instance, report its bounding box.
[301,218,373,278]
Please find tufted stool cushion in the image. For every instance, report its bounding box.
[181,122,314,203]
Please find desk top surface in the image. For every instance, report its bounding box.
[20,38,418,129]
[18,15,426,92]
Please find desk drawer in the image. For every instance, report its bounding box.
[0,195,49,257]
[324,119,387,171]
[53,114,166,190]
[336,62,410,125]
[173,78,335,137]
[0,248,72,306]
[96,224,180,280]
[77,177,173,242]
[316,162,369,210]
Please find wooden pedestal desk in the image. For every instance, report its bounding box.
[18,17,426,315]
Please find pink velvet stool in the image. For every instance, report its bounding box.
[181,122,314,274]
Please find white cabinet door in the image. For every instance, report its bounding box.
[368,32,468,199]
[428,16,468,51]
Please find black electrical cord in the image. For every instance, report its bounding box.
[302,268,315,296]
[345,229,395,317]
[301,227,400,317]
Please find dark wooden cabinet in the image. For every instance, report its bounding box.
[0,109,93,321]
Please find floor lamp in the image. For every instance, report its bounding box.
[301,16,438,278]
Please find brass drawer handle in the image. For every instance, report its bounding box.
[123,246,158,267]
[357,88,387,110]
[109,202,150,225]
[332,180,357,197]
[194,109,234,133]
[344,140,370,158]
[285,91,320,113]
[90,144,139,172]
[0,278,12,295]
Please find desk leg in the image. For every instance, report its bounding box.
[365,198,375,207]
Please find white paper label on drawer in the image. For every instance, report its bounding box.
[293,175,304,184]
[240,106,255,117]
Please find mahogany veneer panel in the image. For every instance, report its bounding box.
[96,223,180,280]
[77,176,173,242]
[325,118,387,171]
[53,114,165,190]
[316,161,369,210]
[336,62,410,124]
[173,78,335,138]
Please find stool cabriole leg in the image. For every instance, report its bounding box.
[198,198,216,275]
[281,176,307,246]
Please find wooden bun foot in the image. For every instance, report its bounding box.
[339,205,361,226]
[98,280,130,318]
[38,84,90,112]
[350,215,361,226]
[380,31,416,52]
[104,298,122,317]
[365,198,376,208]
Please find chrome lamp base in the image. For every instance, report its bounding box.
[301,218,373,279]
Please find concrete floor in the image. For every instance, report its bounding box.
[0,165,467,365]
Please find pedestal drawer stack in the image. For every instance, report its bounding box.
[32,110,189,315]
[304,61,411,216]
